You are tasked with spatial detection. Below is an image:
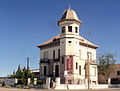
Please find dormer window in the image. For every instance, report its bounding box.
[62,26,65,33]
[68,26,72,32]
[75,27,78,33]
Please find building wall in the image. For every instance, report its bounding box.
[39,35,98,85]
[40,46,60,59]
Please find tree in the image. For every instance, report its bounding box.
[10,70,16,78]
[98,53,116,83]
[16,64,22,79]
[10,64,38,85]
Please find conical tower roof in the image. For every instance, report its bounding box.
[58,9,82,25]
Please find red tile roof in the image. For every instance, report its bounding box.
[37,34,98,48]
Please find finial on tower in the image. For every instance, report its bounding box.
[69,4,71,9]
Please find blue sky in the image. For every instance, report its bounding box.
[0,0,120,77]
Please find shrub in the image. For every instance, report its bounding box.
[0,83,2,86]
[37,80,43,85]
[5,85,11,88]
[23,85,29,89]
[16,85,22,88]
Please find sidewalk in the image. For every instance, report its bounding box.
[0,87,120,91]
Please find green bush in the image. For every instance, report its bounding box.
[23,85,29,89]
[0,83,2,86]
[16,85,22,88]
[37,80,44,85]
[5,85,11,88]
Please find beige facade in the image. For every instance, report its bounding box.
[38,8,99,85]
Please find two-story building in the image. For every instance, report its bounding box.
[37,8,99,85]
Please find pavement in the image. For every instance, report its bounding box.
[0,87,120,91]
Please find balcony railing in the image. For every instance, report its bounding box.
[53,58,60,62]
[40,58,60,63]
[40,59,50,63]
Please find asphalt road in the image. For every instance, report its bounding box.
[0,88,120,91]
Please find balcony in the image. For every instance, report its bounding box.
[53,58,60,62]
[40,59,50,63]
[40,58,60,63]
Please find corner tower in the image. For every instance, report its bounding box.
[58,8,83,58]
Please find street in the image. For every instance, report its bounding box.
[0,88,120,91]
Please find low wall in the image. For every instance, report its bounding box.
[55,84,120,89]
[90,84,108,89]
[109,84,120,88]
[55,84,87,89]
[37,84,120,89]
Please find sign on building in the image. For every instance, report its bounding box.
[66,56,73,74]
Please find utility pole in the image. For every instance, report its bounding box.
[87,30,92,89]
[26,57,29,85]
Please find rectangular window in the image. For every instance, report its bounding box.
[44,66,46,75]
[79,50,81,59]
[62,26,65,33]
[79,66,81,75]
[117,71,120,75]
[68,41,72,43]
[53,50,55,60]
[41,66,43,76]
[87,52,92,60]
[58,49,60,59]
[68,26,72,32]
[94,67,96,76]
[75,27,78,33]
[76,62,78,69]
[44,52,48,60]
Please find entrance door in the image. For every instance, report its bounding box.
[55,65,59,77]
[44,66,46,75]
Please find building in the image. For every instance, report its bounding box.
[0,77,15,86]
[30,69,40,78]
[98,64,120,84]
[37,8,99,85]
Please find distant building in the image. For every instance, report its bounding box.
[37,8,99,85]
[30,69,40,78]
[0,77,15,86]
[98,64,120,84]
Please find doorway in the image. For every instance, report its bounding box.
[55,65,59,77]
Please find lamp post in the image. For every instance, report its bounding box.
[87,30,92,89]
[87,57,90,89]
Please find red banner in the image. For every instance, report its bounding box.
[66,56,73,74]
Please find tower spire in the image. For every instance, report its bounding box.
[69,4,71,9]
